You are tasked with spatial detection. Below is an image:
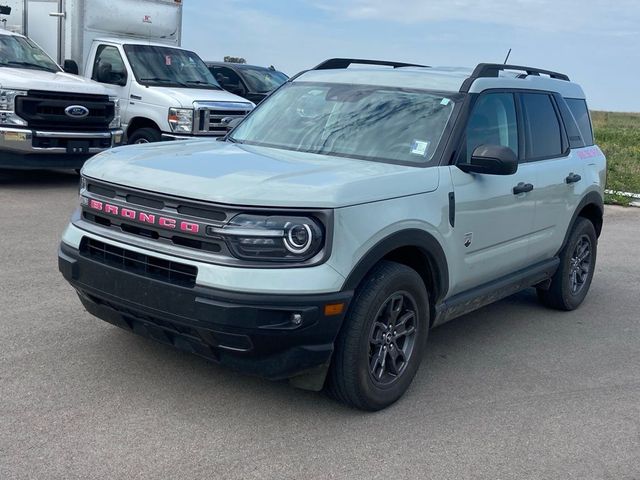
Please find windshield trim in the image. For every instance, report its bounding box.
[123,44,222,90]
[229,81,464,168]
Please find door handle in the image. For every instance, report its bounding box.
[565,173,582,184]
[513,182,534,195]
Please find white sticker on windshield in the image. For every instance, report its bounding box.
[410,140,430,156]
[441,98,451,106]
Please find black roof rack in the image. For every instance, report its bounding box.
[312,58,429,71]
[460,63,570,92]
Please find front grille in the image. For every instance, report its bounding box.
[82,179,230,255]
[16,90,114,131]
[194,102,253,136]
[80,238,198,288]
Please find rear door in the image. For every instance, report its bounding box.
[27,0,60,62]
[449,91,537,295]
[520,92,587,263]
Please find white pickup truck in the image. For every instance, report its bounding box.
[0,28,122,169]
[2,0,253,144]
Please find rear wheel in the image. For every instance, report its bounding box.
[128,127,161,145]
[537,217,597,310]
[327,261,429,411]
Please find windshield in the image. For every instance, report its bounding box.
[230,82,457,164]
[0,35,59,73]
[124,44,221,89]
[240,67,288,93]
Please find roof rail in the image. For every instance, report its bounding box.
[459,63,570,92]
[312,58,429,71]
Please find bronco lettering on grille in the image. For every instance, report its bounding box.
[88,199,200,234]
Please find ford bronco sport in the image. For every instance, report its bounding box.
[59,58,606,411]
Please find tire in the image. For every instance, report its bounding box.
[327,261,429,411]
[537,217,597,311]
[128,127,161,145]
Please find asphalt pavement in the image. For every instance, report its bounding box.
[1,169,638,480]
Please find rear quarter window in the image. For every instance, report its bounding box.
[565,98,594,146]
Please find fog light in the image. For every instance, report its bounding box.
[291,313,303,326]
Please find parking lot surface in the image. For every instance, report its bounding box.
[1,169,639,480]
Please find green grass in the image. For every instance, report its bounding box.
[591,111,640,205]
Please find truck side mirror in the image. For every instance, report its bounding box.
[63,59,79,75]
[457,145,518,175]
[96,62,113,83]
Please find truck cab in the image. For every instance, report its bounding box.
[85,39,254,144]
[0,29,123,169]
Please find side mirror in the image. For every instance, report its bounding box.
[229,83,246,96]
[96,62,113,83]
[63,59,79,75]
[458,145,518,175]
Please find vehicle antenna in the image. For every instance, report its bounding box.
[503,48,512,64]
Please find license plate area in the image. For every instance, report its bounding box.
[67,140,90,154]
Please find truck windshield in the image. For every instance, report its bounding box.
[124,44,221,89]
[0,35,60,73]
[240,67,288,93]
[230,82,457,165]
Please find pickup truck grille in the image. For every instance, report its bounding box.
[16,90,114,131]
[194,101,253,136]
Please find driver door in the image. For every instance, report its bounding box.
[448,92,537,295]
[91,44,131,123]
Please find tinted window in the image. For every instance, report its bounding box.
[463,93,518,162]
[92,45,127,86]
[211,66,243,89]
[566,98,594,146]
[521,93,563,159]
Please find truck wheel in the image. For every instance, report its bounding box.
[327,261,429,411]
[128,127,161,145]
[537,217,597,311]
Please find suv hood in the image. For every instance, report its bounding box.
[156,87,253,108]
[0,67,116,95]
[83,140,439,208]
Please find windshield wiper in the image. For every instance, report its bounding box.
[184,80,220,88]
[140,77,174,83]
[5,61,56,72]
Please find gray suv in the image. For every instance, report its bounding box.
[59,58,606,411]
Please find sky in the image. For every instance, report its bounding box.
[182,0,640,112]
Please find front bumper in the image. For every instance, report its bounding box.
[58,241,353,382]
[0,127,124,169]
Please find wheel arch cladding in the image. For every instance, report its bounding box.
[127,117,161,137]
[559,191,604,255]
[342,229,449,324]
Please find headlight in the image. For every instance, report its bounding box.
[109,96,121,129]
[0,89,27,126]
[218,214,325,262]
[168,107,194,134]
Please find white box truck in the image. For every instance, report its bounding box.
[0,5,123,169]
[3,0,254,144]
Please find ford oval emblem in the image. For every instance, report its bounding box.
[65,105,90,119]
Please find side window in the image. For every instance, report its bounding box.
[92,45,127,86]
[463,92,518,162]
[521,93,563,160]
[566,98,594,146]
[213,66,244,91]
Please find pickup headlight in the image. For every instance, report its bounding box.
[217,214,325,262]
[109,96,121,129]
[168,107,194,134]
[0,89,28,126]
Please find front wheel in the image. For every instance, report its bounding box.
[327,261,429,411]
[127,127,161,145]
[537,217,597,310]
